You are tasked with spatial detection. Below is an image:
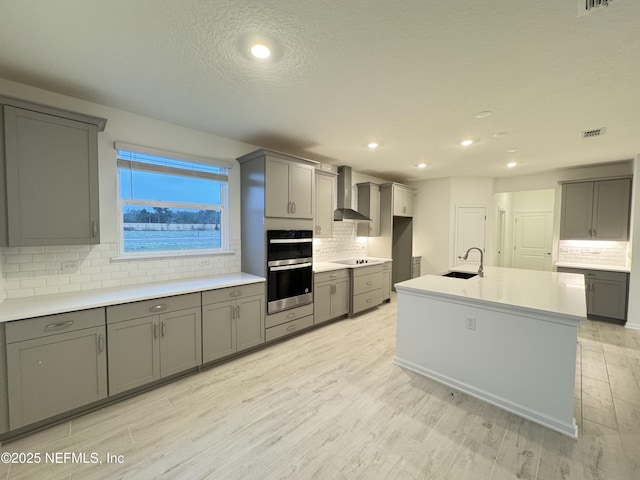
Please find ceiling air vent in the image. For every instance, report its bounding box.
[582,127,606,138]
[579,0,614,17]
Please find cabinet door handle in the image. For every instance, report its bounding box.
[231,304,235,320]
[366,281,372,286]
[153,322,158,339]
[236,305,240,319]
[98,333,105,352]
[229,291,242,298]
[287,201,292,213]
[286,324,297,332]
[366,298,372,303]
[91,220,98,238]
[592,228,597,237]
[149,304,167,313]
[287,312,295,319]
[161,320,166,337]
[45,320,74,330]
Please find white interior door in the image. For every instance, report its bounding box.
[454,206,486,267]
[513,211,553,271]
[497,208,506,267]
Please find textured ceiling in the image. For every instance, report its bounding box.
[0,0,638,181]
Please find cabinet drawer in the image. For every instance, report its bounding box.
[107,293,200,324]
[265,303,314,328]
[352,289,382,314]
[352,264,383,277]
[6,308,105,343]
[201,282,265,306]
[265,315,314,342]
[383,262,392,271]
[314,269,349,284]
[353,272,382,295]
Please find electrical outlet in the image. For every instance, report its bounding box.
[60,261,78,273]
[465,316,476,330]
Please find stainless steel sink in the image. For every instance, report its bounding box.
[442,271,477,279]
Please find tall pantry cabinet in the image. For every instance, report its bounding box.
[368,183,416,287]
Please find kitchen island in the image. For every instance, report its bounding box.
[394,266,586,438]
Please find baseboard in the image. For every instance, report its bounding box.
[393,356,578,439]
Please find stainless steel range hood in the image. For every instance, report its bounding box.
[334,166,371,222]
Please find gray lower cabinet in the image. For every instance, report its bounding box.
[382,261,392,301]
[202,283,265,363]
[5,309,107,429]
[350,264,384,315]
[106,293,202,395]
[558,267,629,321]
[265,303,314,341]
[314,269,350,324]
[0,100,106,246]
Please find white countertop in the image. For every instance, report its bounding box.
[313,257,393,273]
[0,273,265,323]
[395,266,586,320]
[555,261,631,273]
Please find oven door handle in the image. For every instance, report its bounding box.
[269,238,312,244]
[269,262,312,272]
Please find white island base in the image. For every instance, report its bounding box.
[394,267,585,439]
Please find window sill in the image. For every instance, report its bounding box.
[111,250,236,262]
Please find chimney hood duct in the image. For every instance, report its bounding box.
[334,166,371,222]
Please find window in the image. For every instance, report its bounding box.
[116,142,230,256]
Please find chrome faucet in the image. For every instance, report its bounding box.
[459,247,484,277]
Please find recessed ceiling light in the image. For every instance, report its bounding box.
[476,111,492,119]
[417,163,427,169]
[460,139,475,147]
[493,132,508,138]
[250,44,271,59]
[507,162,517,168]
[367,142,379,150]
[507,148,518,153]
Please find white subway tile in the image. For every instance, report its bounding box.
[20,278,46,289]
[34,286,60,296]
[45,246,69,253]
[7,289,34,298]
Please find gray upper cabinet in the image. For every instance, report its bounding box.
[315,170,336,238]
[0,98,106,246]
[560,178,631,240]
[357,182,381,236]
[264,155,314,219]
[392,184,415,217]
[5,309,107,429]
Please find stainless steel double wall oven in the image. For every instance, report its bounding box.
[266,230,313,314]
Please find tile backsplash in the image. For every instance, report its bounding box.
[558,240,629,267]
[313,222,368,263]
[2,241,241,299]
[1,223,366,299]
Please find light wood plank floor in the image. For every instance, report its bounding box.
[1,296,639,479]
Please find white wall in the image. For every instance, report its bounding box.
[627,156,640,330]
[0,78,258,298]
[409,178,451,274]
[411,162,634,279]
[450,177,495,267]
